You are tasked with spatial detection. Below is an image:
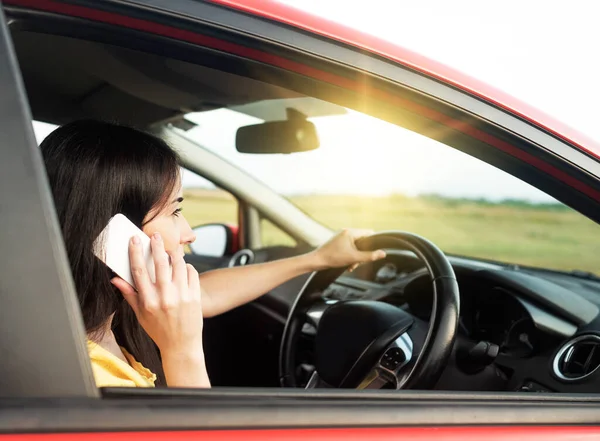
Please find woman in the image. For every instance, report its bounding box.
[41,120,385,388]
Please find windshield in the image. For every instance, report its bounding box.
[178,100,600,274]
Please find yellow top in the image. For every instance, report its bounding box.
[87,340,156,387]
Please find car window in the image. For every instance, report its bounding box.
[261,217,297,248]
[177,104,600,274]
[181,169,238,228]
[183,168,297,249]
[33,120,57,143]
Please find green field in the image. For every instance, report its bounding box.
[183,189,600,274]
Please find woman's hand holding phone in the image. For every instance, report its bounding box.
[111,232,210,388]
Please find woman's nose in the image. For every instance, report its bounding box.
[181,218,196,245]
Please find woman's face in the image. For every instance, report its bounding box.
[142,181,196,257]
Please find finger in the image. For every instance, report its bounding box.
[151,232,171,286]
[348,263,360,272]
[170,250,187,286]
[111,277,139,312]
[186,264,201,299]
[372,249,386,261]
[128,235,154,295]
[344,229,384,262]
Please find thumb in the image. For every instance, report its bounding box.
[111,277,139,311]
[362,249,386,262]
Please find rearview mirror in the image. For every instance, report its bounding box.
[235,108,319,154]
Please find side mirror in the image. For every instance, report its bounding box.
[189,223,238,257]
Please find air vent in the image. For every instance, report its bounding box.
[228,249,254,268]
[553,335,600,381]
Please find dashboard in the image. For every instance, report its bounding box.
[311,250,600,393]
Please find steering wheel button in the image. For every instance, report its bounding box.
[381,347,406,370]
[382,360,398,370]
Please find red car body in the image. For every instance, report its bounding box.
[0,1,599,440]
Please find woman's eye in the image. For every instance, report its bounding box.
[173,208,182,217]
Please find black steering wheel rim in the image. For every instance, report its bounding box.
[279,231,460,389]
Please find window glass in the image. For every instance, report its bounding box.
[33,120,57,143]
[175,102,600,274]
[261,218,297,248]
[182,170,238,228]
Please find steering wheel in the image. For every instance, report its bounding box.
[279,231,460,389]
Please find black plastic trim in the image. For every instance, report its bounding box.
[476,270,599,325]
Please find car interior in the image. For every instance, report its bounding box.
[9,11,600,397]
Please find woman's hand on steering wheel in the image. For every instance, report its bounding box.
[310,229,387,272]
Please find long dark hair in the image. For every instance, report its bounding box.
[41,119,180,386]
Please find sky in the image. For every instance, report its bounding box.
[278,0,600,142]
[33,1,600,203]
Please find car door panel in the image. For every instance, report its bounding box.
[1,393,600,435]
[185,254,231,274]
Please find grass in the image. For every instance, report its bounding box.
[183,189,600,274]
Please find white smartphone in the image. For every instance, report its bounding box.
[93,213,156,288]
